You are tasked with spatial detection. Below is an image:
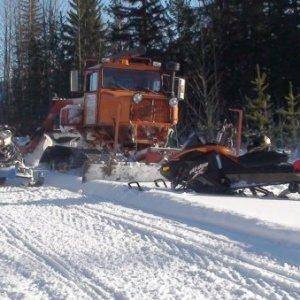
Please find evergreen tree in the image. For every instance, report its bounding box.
[209,0,300,110]
[2,1,14,124]
[113,0,170,55]
[277,83,300,148]
[64,0,106,72]
[267,0,299,108]
[166,1,222,138]
[168,0,197,44]
[12,0,44,131]
[5,0,69,131]
[166,0,199,69]
[108,0,129,54]
[41,0,61,114]
[209,1,269,109]
[246,65,273,135]
[55,14,72,98]
[38,0,72,115]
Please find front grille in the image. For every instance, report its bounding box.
[131,98,170,123]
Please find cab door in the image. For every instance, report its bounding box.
[83,71,99,126]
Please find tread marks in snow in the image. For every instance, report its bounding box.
[1,183,300,299]
[0,216,113,299]
[79,204,300,299]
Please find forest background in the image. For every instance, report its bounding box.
[0,0,299,147]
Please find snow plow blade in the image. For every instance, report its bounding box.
[82,161,162,183]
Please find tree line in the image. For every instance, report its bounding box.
[0,0,299,147]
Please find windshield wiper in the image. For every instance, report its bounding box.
[113,83,130,91]
[135,87,159,94]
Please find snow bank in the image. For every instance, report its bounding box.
[44,172,300,246]
[81,180,300,247]
[3,175,300,299]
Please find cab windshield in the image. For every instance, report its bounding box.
[103,68,161,92]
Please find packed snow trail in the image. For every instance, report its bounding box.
[0,176,300,299]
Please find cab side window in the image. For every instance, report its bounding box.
[86,72,99,92]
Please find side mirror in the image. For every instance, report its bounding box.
[70,70,79,92]
[166,62,180,98]
[177,78,185,100]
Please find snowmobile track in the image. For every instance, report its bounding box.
[0,215,113,299]
[82,204,300,281]
[78,204,300,298]
[1,180,300,299]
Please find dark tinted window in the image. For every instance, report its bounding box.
[103,68,161,92]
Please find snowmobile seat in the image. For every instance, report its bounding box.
[239,151,288,168]
[244,163,294,174]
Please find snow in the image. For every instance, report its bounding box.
[80,179,300,246]
[0,171,299,299]
[85,162,161,182]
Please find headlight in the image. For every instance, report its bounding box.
[169,97,179,107]
[133,93,143,104]
[162,166,170,173]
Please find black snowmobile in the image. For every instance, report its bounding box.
[160,134,300,198]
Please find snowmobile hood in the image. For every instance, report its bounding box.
[171,145,235,161]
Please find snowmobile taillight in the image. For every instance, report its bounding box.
[293,160,300,172]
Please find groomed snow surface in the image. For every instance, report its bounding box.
[0,172,300,299]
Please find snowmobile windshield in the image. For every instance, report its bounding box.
[103,68,161,92]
